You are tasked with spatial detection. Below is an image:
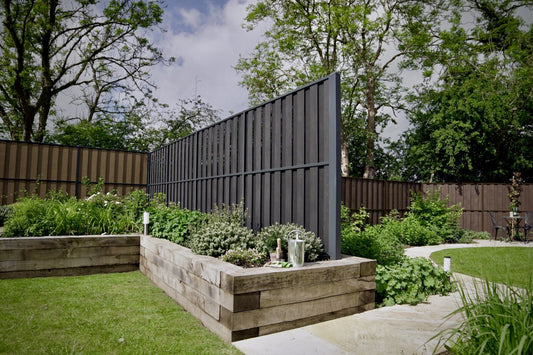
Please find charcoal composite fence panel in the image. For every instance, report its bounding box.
[0,140,148,204]
[148,73,342,259]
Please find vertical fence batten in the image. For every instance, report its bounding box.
[327,73,342,259]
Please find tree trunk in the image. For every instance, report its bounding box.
[340,131,350,177]
[23,110,35,141]
[363,73,376,179]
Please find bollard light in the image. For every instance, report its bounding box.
[143,211,150,236]
[443,256,451,273]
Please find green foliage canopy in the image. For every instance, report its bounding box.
[396,0,533,182]
[0,0,167,142]
[236,0,447,178]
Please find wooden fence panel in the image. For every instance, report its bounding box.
[343,178,533,233]
[0,140,148,205]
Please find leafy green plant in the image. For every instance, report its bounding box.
[2,189,150,237]
[381,214,443,246]
[0,205,13,227]
[341,222,405,266]
[81,176,106,197]
[436,279,533,354]
[407,190,463,242]
[149,205,206,245]
[188,220,255,258]
[376,257,454,307]
[341,205,369,233]
[256,223,326,262]
[2,196,54,237]
[206,202,247,225]
[221,247,265,267]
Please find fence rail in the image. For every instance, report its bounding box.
[342,177,533,233]
[0,140,148,205]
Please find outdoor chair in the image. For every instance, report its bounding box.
[524,211,533,242]
[488,211,507,240]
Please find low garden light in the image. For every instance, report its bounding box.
[143,211,150,236]
[443,256,451,273]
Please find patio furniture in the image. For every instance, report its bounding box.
[503,215,526,242]
[524,211,533,242]
[489,211,507,240]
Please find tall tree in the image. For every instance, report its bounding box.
[0,0,167,142]
[236,0,445,178]
[48,95,221,151]
[397,0,533,182]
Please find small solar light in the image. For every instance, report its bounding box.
[143,211,150,236]
[443,256,451,273]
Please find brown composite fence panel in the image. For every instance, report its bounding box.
[148,73,342,259]
[0,140,148,205]
[342,177,422,225]
[424,183,533,232]
[342,178,533,233]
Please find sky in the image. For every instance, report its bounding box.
[148,0,411,140]
[148,0,268,117]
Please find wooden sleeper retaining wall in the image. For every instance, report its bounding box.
[140,235,376,343]
[0,235,140,279]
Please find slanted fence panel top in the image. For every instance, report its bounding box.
[148,74,342,259]
[0,140,148,204]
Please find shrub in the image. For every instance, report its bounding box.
[407,190,463,242]
[2,189,148,237]
[0,205,13,227]
[437,280,533,354]
[341,205,369,233]
[382,214,443,246]
[122,189,150,230]
[375,257,454,306]
[341,223,404,266]
[149,205,206,245]
[188,221,255,258]
[207,202,247,226]
[2,196,54,237]
[256,223,326,262]
[221,247,265,267]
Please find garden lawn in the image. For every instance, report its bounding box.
[0,271,242,354]
[430,247,533,289]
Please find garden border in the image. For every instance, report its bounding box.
[0,235,140,279]
[139,235,376,342]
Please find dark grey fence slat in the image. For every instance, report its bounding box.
[262,103,272,227]
[281,95,293,224]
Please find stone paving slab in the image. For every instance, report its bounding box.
[233,239,532,355]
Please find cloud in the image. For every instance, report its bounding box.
[148,0,268,118]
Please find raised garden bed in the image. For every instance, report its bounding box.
[140,235,376,342]
[0,235,140,279]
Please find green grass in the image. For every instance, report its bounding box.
[0,271,242,354]
[430,247,533,289]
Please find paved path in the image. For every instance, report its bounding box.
[233,239,531,355]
